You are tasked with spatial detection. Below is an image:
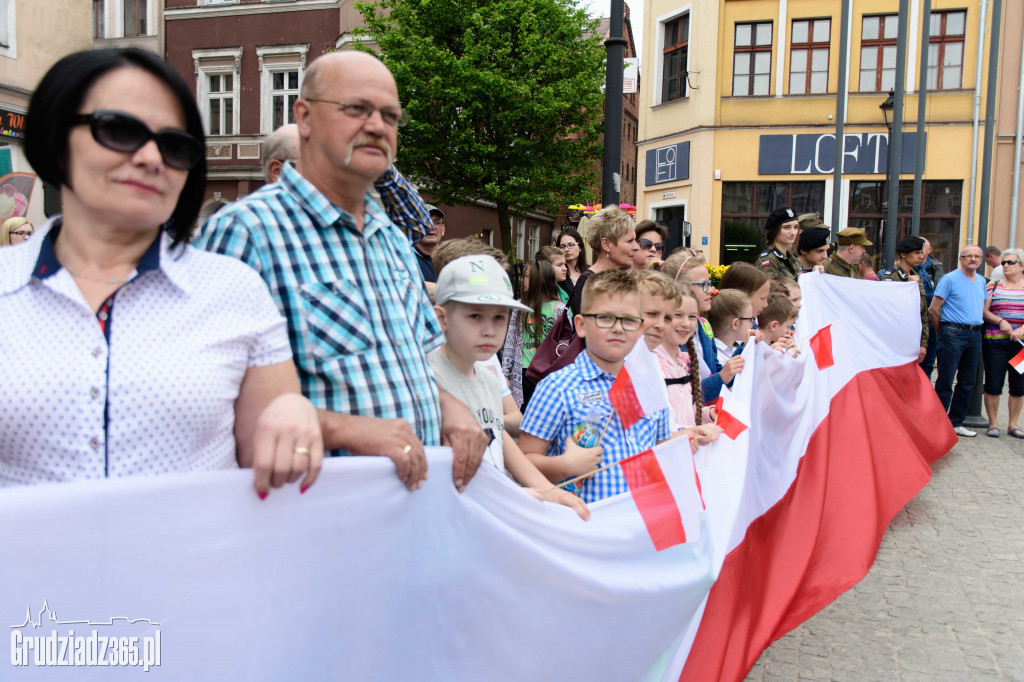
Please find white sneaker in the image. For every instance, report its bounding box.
[953,426,977,437]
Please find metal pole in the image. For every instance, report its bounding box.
[977,0,1002,251]
[884,0,911,271]
[967,0,989,244]
[965,0,1003,430]
[601,0,626,207]
[912,0,932,237]
[831,0,851,239]
[1009,24,1024,246]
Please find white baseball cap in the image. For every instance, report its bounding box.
[435,255,532,312]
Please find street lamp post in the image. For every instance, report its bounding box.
[880,90,895,270]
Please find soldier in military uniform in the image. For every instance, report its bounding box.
[824,228,872,278]
[797,226,831,273]
[757,207,802,278]
[881,236,929,362]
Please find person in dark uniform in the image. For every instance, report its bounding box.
[880,236,929,362]
[797,226,831,273]
[757,207,802,278]
[824,228,872,278]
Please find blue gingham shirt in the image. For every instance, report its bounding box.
[195,163,444,453]
[520,351,671,503]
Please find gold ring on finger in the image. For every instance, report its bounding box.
[402,444,412,455]
[294,447,310,455]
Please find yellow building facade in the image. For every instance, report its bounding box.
[637,0,999,270]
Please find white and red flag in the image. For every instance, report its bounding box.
[608,338,671,428]
[1010,343,1024,374]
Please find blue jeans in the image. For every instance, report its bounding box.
[920,324,938,377]
[934,325,982,427]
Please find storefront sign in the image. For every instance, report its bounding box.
[645,141,690,186]
[661,191,676,199]
[0,108,26,141]
[757,132,924,175]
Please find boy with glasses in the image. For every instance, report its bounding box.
[518,270,672,503]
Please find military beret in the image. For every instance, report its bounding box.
[765,207,797,232]
[895,236,926,253]
[837,227,873,246]
[798,226,831,251]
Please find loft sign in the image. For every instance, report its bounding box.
[757,132,925,175]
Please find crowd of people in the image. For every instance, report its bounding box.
[0,46,1015,516]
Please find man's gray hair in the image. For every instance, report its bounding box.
[262,124,300,181]
[959,244,983,258]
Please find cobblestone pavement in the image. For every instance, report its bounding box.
[747,401,1024,681]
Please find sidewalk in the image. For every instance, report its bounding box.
[747,400,1024,681]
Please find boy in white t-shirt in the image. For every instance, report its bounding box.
[428,255,590,519]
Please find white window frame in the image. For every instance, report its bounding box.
[257,44,308,135]
[652,4,692,107]
[515,216,527,260]
[97,0,152,39]
[0,0,17,59]
[193,47,242,137]
[527,225,540,260]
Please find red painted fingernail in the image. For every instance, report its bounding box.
[300,485,309,495]
[258,491,267,501]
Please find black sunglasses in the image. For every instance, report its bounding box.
[1002,260,1020,267]
[638,237,664,252]
[73,110,203,171]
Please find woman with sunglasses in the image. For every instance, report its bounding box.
[1,48,322,496]
[981,248,1024,438]
[631,220,667,271]
[556,227,588,301]
[0,217,33,246]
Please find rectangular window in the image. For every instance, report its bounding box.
[720,181,825,264]
[0,0,10,48]
[123,0,146,37]
[528,225,539,260]
[515,217,526,260]
[733,21,772,96]
[789,18,830,94]
[848,180,962,270]
[662,14,689,103]
[207,73,235,136]
[859,14,898,92]
[928,10,966,90]
[93,0,105,39]
[269,70,299,131]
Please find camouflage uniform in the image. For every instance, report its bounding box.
[757,247,803,279]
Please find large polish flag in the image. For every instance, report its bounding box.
[0,274,955,680]
[659,272,957,681]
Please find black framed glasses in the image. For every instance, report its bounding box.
[10,230,32,238]
[1002,260,1020,267]
[305,98,410,128]
[689,280,713,293]
[738,316,757,324]
[580,313,644,331]
[73,110,203,171]
[560,241,581,250]
[638,238,664,252]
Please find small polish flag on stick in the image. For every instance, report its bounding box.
[1011,342,1024,375]
[620,438,705,550]
[809,324,835,370]
[710,392,748,441]
[608,339,671,429]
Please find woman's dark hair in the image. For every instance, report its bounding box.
[719,261,769,296]
[635,219,668,243]
[557,227,588,271]
[26,48,207,246]
[518,259,560,342]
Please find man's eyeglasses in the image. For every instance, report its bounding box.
[638,238,664,252]
[10,230,32,238]
[73,110,203,171]
[560,241,581,250]
[961,254,983,260]
[689,280,713,293]
[580,313,644,331]
[1002,260,1020,267]
[305,98,410,128]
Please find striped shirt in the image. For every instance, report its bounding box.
[520,350,671,503]
[195,163,444,454]
[985,280,1024,342]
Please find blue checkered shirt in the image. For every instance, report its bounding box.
[195,163,443,454]
[520,351,671,503]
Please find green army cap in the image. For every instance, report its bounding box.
[836,227,873,246]
[798,213,828,230]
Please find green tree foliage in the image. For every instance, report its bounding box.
[357,0,606,256]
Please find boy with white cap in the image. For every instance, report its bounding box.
[429,255,591,519]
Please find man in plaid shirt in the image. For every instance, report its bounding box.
[197,51,487,492]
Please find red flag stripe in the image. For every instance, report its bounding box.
[621,449,688,551]
[608,367,644,430]
[809,325,835,370]
[1010,346,1024,374]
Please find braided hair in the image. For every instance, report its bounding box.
[679,285,704,425]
